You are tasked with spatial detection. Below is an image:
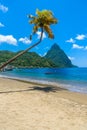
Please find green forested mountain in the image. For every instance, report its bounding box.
[0,43,75,68]
[45,43,75,67]
[0,51,56,68]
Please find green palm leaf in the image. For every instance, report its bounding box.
[28,9,58,39]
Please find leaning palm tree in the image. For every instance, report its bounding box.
[0,9,58,70]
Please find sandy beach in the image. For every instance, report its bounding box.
[0,77,87,130]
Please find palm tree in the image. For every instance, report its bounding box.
[0,9,57,70]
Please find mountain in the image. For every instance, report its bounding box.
[45,43,75,67]
[0,44,76,68]
[0,51,56,68]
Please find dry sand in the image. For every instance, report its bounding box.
[0,77,87,130]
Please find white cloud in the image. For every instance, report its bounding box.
[39,52,47,57]
[0,34,17,46]
[72,44,84,49]
[84,46,87,50]
[0,3,8,13]
[36,31,46,40]
[75,34,86,40]
[66,38,75,43]
[0,22,5,27]
[68,56,75,60]
[19,37,31,44]
[43,52,47,56]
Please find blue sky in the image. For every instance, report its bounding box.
[0,0,87,67]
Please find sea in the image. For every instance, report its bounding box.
[0,67,87,94]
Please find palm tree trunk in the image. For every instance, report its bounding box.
[0,28,43,70]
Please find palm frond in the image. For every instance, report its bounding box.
[33,25,40,34]
[43,24,54,39]
[28,9,58,39]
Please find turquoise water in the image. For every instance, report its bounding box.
[0,68,87,94]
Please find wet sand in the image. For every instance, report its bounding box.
[0,77,87,130]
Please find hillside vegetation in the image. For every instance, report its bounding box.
[0,44,75,68]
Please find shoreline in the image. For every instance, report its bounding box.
[0,77,87,130]
[0,74,87,94]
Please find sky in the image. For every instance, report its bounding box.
[0,0,87,67]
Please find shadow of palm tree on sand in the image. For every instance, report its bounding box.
[0,86,67,94]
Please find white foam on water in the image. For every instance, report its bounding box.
[0,74,87,94]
